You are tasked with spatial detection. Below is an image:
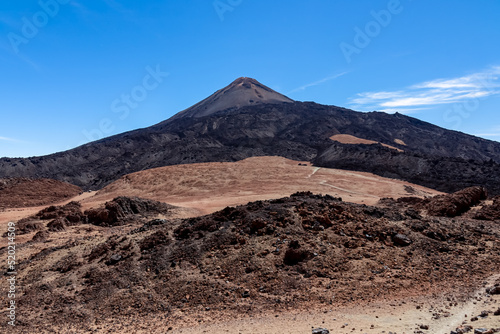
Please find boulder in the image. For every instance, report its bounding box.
[47,218,69,232]
[312,328,330,334]
[31,230,50,243]
[85,196,172,227]
[392,233,412,247]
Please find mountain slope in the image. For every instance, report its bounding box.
[168,77,293,120]
[1,78,500,194]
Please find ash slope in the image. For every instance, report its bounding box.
[1,78,500,193]
[168,77,294,120]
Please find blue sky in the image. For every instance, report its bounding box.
[1,0,500,158]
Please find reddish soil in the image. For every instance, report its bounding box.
[330,134,404,152]
[0,161,498,333]
[86,156,440,216]
[1,191,499,333]
[0,178,81,210]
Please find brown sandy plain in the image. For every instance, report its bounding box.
[83,156,438,215]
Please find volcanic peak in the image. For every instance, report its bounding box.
[169,77,294,120]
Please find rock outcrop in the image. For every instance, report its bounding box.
[426,187,487,217]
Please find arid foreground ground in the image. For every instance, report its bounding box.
[1,158,499,333]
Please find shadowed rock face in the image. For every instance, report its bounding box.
[1,78,500,194]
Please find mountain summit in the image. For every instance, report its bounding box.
[170,77,294,120]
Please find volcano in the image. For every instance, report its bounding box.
[169,77,293,120]
[2,77,500,194]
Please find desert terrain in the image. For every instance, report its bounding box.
[83,156,440,215]
[1,157,499,333]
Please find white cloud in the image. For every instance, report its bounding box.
[288,72,349,94]
[474,126,500,138]
[475,133,500,137]
[349,66,500,113]
[0,136,19,142]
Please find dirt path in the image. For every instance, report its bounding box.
[319,179,380,198]
[307,167,321,178]
[431,273,500,333]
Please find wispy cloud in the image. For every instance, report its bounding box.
[288,72,349,94]
[0,136,20,142]
[474,126,500,138]
[349,66,500,113]
[475,133,500,137]
[102,0,138,21]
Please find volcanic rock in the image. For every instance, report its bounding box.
[392,233,412,247]
[36,201,85,222]
[106,254,123,265]
[47,217,69,232]
[426,186,487,217]
[7,191,500,332]
[474,196,500,220]
[85,196,172,227]
[31,230,50,243]
[487,286,500,295]
[12,218,44,235]
[312,328,330,334]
